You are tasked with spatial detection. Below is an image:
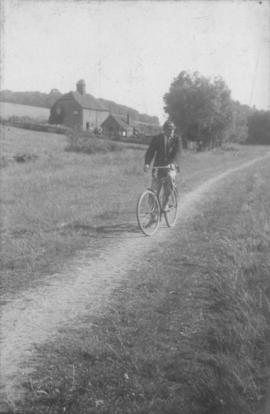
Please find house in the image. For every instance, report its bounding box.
[100,114,133,138]
[101,114,161,140]
[49,80,109,131]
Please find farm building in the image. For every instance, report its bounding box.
[101,114,133,138]
[101,114,161,140]
[49,80,109,131]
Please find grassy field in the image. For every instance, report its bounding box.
[0,102,49,122]
[1,125,268,298]
[1,126,270,413]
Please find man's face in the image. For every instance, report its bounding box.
[164,124,174,137]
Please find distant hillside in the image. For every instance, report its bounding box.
[0,89,62,109]
[0,90,159,125]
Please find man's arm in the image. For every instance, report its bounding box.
[169,135,181,167]
[144,136,157,167]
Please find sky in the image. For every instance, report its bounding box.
[1,0,270,121]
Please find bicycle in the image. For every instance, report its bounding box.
[136,166,178,236]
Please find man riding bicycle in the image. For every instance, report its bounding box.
[144,119,181,211]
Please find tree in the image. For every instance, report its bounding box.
[247,110,270,145]
[227,101,251,144]
[164,71,233,149]
[46,89,62,108]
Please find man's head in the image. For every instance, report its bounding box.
[163,120,175,136]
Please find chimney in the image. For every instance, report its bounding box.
[76,79,86,95]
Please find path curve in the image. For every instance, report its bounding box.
[1,153,270,404]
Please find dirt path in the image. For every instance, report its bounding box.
[1,153,270,407]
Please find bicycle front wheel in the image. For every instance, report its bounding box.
[136,190,161,236]
[164,189,178,227]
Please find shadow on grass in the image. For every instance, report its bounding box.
[96,222,142,238]
[64,221,143,238]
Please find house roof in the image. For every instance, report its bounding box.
[102,114,161,135]
[61,91,108,111]
[110,114,133,129]
[101,114,131,130]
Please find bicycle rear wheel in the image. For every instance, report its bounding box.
[164,188,178,227]
[136,190,160,236]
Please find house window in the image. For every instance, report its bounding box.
[86,122,90,130]
[122,130,127,137]
[73,110,79,115]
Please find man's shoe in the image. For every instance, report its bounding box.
[162,203,169,212]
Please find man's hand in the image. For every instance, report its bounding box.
[170,164,180,173]
[144,164,150,173]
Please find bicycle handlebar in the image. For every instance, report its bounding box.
[152,165,172,169]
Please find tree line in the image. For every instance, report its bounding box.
[0,90,159,126]
[164,71,270,148]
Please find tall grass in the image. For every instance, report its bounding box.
[173,219,270,413]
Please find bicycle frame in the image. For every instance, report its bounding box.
[151,166,177,209]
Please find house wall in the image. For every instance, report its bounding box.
[82,109,109,130]
[50,97,82,129]
[102,123,122,138]
[101,117,117,137]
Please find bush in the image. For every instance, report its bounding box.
[14,153,38,163]
[65,131,124,154]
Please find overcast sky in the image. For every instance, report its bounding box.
[1,0,270,121]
